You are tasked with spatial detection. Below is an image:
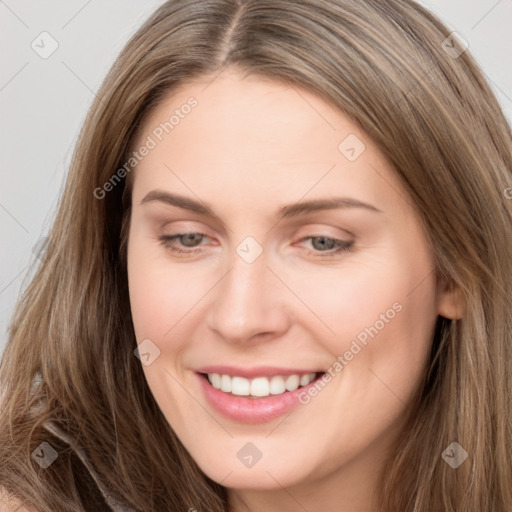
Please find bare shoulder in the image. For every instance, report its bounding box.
[0,488,36,512]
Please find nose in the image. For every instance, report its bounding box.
[206,247,291,345]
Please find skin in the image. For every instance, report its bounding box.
[126,68,464,512]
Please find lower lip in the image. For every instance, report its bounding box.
[197,373,323,423]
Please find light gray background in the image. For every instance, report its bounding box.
[1,0,511,355]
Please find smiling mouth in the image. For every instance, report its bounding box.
[199,371,325,398]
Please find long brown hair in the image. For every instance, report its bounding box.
[1,1,511,510]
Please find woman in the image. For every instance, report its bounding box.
[1,0,511,511]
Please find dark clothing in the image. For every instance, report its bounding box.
[42,421,136,512]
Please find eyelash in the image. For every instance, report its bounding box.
[156,233,354,258]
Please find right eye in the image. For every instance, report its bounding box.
[157,232,210,254]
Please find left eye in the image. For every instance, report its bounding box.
[157,233,354,257]
[299,236,353,256]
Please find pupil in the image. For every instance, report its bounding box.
[182,233,201,247]
[312,237,335,251]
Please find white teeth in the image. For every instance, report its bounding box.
[210,373,221,389]
[285,374,300,391]
[250,377,269,397]
[207,372,317,397]
[220,374,232,393]
[269,375,286,395]
[231,376,250,396]
[300,374,311,386]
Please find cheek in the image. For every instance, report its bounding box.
[340,252,437,404]
[127,228,208,342]
[126,239,203,420]
[288,242,438,411]
[287,253,435,349]
[127,256,168,341]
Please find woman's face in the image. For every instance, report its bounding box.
[127,69,459,501]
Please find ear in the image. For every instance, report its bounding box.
[437,277,465,319]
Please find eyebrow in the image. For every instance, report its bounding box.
[140,190,383,220]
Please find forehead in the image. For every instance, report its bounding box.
[134,69,355,163]
[128,70,408,221]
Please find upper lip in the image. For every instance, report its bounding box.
[196,365,324,379]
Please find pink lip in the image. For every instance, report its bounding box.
[196,371,324,423]
[196,365,323,379]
